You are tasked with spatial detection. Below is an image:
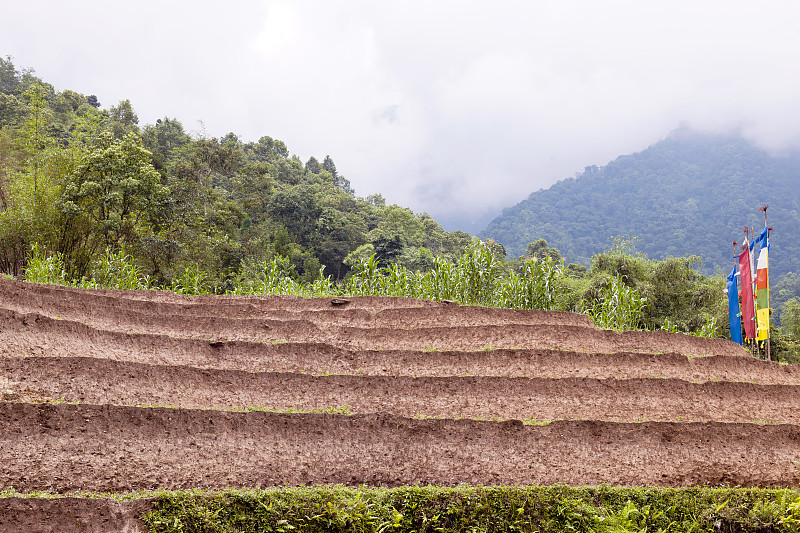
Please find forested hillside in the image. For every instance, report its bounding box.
[480,128,800,285]
[0,57,472,289]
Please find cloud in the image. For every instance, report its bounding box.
[3,1,800,231]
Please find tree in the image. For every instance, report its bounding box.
[61,132,164,255]
[141,117,191,168]
[782,297,800,338]
[0,56,20,95]
[374,234,403,267]
[369,205,426,249]
[315,208,366,278]
[771,272,800,326]
[305,156,321,174]
[322,155,337,177]
[527,239,562,262]
[21,84,52,197]
[108,99,139,138]
[247,135,288,162]
[366,193,385,207]
[267,184,321,243]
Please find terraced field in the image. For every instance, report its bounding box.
[2,276,799,531]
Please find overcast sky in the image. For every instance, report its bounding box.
[4,1,800,231]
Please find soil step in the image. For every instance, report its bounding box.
[0,312,788,382]
[0,497,151,532]
[3,357,799,423]
[2,402,799,491]
[0,306,745,357]
[0,279,592,328]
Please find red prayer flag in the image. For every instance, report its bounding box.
[739,242,756,339]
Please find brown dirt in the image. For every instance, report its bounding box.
[0,497,150,533]
[0,277,742,355]
[4,356,800,423]
[2,402,799,492]
[0,307,781,382]
[0,276,795,530]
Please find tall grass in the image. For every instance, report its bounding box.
[83,248,151,290]
[25,245,149,291]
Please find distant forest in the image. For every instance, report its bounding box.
[0,56,473,288]
[480,128,800,296]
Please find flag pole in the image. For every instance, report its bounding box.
[744,227,757,358]
[732,240,742,345]
[766,224,774,361]
[758,205,770,361]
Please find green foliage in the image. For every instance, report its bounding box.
[690,316,718,338]
[341,241,564,310]
[88,247,150,290]
[585,275,647,331]
[171,263,213,295]
[23,243,67,285]
[498,256,562,311]
[0,58,474,291]
[61,131,164,251]
[229,257,309,297]
[527,238,562,262]
[480,128,800,295]
[140,485,800,533]
[584,240,726,335]
[767,326,800,364]
[782,297,800,338]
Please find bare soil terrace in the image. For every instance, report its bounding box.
[1,276,798,530]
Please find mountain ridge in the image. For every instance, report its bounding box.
[479,127,800,284]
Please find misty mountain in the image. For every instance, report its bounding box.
[480,127,800,284]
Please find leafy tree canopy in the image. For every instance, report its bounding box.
[0,57,471,286]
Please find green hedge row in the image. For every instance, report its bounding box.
[142,484,800,533]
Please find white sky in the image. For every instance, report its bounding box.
[4,1,800,231]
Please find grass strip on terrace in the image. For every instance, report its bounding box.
[6,484,800,532]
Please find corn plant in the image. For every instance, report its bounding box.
[382,263,415,298]
[588,275,647,331]
[346,254,385,296]
[497,256,561,310]
[24,243,67,285]
[171,263,212,295]
[418,255,459,301]
[690,315,718,338]
[90,247,149,290]
[309,265,337,297]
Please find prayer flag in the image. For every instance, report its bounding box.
[739,239,756,339]
[727,265,743,345]
[756,239,770,340]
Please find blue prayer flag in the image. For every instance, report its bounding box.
[727,265,743,345]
